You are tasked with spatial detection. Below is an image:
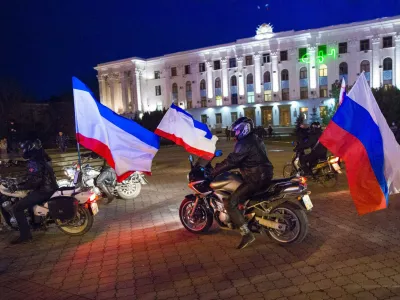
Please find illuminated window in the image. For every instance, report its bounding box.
[300,87,308,99]
[171,67,177,77]
[156,103,162,111]
[199,63,206,72]
[184,65,191,75]
[201,114,207,123]
[300,107,309,121]
[154,71,161,79]
[264,90,272,101]
[299,67,307,79]
[339,42,347,54]
[187,101,192,109]
[360,39,370,51]
[320,86,328,97]
[216,96,222,106]
[155,85,161,96]
[281,69,289,81]
[280,50,288,61]
[229,58,237,68]
[383,36,393,48]
[319,64,328,77]
[215,113,222,124]
[245,55,253,66]
[201,97,207,108]
[214,60,221,70]
[299,48,307,61]
[247,92,255,103]
[282,88,289,100]
[318,45,327,57]
[319,106,327,118]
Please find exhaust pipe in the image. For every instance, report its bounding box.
[256,217,286,231]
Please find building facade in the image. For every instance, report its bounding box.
[95,16,400,129]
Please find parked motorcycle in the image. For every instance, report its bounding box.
[0,173,98,236]
[57,152,146,200]
[283,142,342,188]
[179,151,312,245]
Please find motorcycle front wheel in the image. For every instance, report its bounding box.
[320,167,338,188]
[117,182,141,200]
[179,198,213,233]
[283,163,296,178]
[57,206,93,236]
[267,202,308,245]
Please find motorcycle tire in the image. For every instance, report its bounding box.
[117,182,141,200]
[322,173,338,188]
[283,163,296,178]
[57,206,94,236]
[267,202,309,245]
[179,198,213,233]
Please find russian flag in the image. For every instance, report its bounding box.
[155,104,218,160]
[72,77,159,182]
[320,73,400,215]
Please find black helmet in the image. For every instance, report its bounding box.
[20,139,42,159]
[231,117,254,140]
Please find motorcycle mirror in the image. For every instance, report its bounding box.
[188,155,194,163]
[215,150,223,157]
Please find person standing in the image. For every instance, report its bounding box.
[225,126,231,141]
[267,125,273,138]
[56,132,68,152]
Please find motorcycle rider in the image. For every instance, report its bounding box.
[8,139,58,244]
[298,122,327,175]
[211,117,274,249]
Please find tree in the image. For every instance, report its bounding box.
[135,108,168,132]
[321,80,341,126]
[372,85,400,126]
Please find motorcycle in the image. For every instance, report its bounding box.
[282,142,342,188]
[57,152,146,200]
[0,171,98,236]
[179,150,312,245]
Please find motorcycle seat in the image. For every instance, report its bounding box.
[57,187,76,192]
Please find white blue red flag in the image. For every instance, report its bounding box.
[155,104,218,160]
[72,77,159,182]
[320,73,400,215]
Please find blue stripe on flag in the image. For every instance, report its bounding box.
[170,104,212,139]
[72,77,160,150]
[333,95,388,204]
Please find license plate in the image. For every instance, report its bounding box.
[91,202,99,215]
[332,163,342,173]
[302,195,313,211]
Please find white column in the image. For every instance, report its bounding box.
[289,49,297,100]
[395,35,400,88]
[222,58,228,97]
[135,69,143,112]
[254,53,262,94]
[372,37,381,88]
[271,52,279,92]
[98,74,107,104]
[206,61,213,99]
[308,46,317,90]
[237,56,245,96]
[109,74,115,111]
[120,72,128,113]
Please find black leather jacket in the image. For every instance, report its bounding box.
[297,129,327,157]
[213,133,274,184]
[17,154,58,192]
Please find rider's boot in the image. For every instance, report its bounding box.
[98,183,115,203]
[237,224,255,249]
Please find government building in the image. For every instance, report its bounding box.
[95,16,400,131]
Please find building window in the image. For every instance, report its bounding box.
[199,62,206,72]
[247,92,255,103]
[262,53,270,63]
[360,60,370,72]
[171,67,177,77]
[201,114,208,124]
[155,85,161,96]
[299,48,307,61]
[200,79,206,90]
[214,60,221,70]
[339,62,348,75]
[319,64,328,77]
[216,96,222,106]
[231,112,238,123]
[281,69,289,81]
[300,87,308,99]
[231,76,237,86]
[156,103,163,111]
[215,113,222,124]
[186,81,192,92]
[264,90,272,101]
[320,86,328,97]
[229,58,237,68]
[299,67,307,79]
[318,45,327,57]
[280,50,288,61]
[245,55,253,66]
[187,101,192,109]
[184,65,191,75]
[383,57,393,70]
[282,88,289,100]
[172,83,178,93]
[201,97,207,108]
[215,77,221,88]
[383,36,393,48]
[154,71,161,79]
[360,39,370,51]
[246,73,254,84]
[339,42,347,54]
[264,71,271,83]
[300,107,309,121]
[231,94,238,104]
[320,106,327,118]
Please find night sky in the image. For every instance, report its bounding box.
[2,0,400,100]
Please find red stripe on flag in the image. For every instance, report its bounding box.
[320,121,387,215]
[154,129,214,160]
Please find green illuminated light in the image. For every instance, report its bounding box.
[301,48,337,64]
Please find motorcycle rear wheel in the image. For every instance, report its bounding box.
[267,203,308,245]
[57,206,93,236]
[117,182,141,200]
[179,198,213,233]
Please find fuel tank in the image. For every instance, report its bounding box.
[210,172,243,192]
